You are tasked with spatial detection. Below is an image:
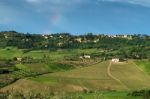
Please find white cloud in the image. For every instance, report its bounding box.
[25,0,150,7]
[24,0,86,15]
[26,0,40,3]
[97,0,150,7]
[25,0,84,5]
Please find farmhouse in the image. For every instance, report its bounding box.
[49,35,53,38]
[42,34,48,39]
[79,56,83,59]
[75,38,82,43]
[84,55,91,59]
[93,39,99,43]
[112,58,119,62]
[59,35,63,38]
[44,36,48,39]
[57,42,63,46]
[17,57,22,61]
[79,55,91,59]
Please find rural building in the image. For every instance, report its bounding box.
[84,55,91,59]
[93,39,99,43]
[112,58,119,62]
[123,35,127,38]
[44,36,48,39]
[42,34,49,39]
[59,35,63,38]
[79,55,91,59]
[17,58,22,61]
[79,56,84,59]
[49,35,53,38]
[75,38,82,43]
[57,42,63,46]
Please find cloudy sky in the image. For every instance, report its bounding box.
[0,0,150,34]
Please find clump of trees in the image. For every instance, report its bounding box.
[128,90,150,99]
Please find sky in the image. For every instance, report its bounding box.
[0,0,150,35]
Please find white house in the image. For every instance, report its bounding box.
[84,55,91,59]
[75,38,82,43]
[123,35,128,38]
[42,34,48,39]
[17,58,22,61]
[59,35,63,38]
[112,58,119,62]
[44,36,48,39]
[50,35,53,38]
[79,55,91,59]
[93,39,99,43]
[57,42,63,46]
[79,56,83,59]
[4,34,8,39]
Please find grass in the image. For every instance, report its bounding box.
[46,61,110,80]
[65,91,143,99]
[24,60,150,92]
[3,60,150,93]
[0,89,144,99]
[0,61,123,93]
[0,74,15,88]
[15,63,49,74]
[16,63,73,72]
[15,64,28,70]
[25,61,126,91]
[29,76,59,85]
[110,61,150,90]
[0,47,98,60]
[0,47,150,98]
[135,60,150,75]
[0,47,23,59]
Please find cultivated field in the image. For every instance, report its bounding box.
[0,47,150,98]
[1,60,150,94]
[110,61,150,90]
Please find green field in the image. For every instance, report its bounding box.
[0,47,98,60]
[1,47,150,98]
[135,60,150,74]
[110,61,150,90]
[63,91,143,99]
[0,47,23,59]
[2,60,150,93]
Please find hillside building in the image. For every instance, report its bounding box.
[112,58,119,62]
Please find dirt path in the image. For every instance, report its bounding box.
[107,61,130,90]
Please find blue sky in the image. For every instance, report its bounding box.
[0,0,150,35]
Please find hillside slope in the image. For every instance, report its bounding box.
[1,60,150,93]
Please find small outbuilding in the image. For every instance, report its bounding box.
[84,55,91,59]
[111,58,119,62]
[17,57,22,61]
[79,55,91,59]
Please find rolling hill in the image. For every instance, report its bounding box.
[1,60,150,93]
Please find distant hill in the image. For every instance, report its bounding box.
[0,31,150,59]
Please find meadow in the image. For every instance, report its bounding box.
[0,47,150,99]
[135,60,150,74]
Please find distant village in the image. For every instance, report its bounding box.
[1,31,140,48]
[41,34,133,43]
